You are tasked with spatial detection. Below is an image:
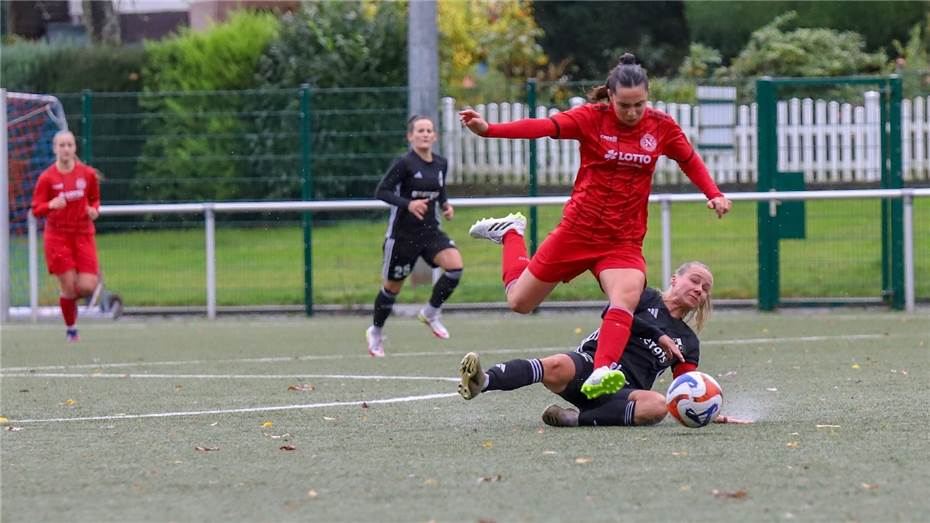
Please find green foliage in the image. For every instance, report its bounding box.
[254,1,409,200]
[686,0,929,62]
[677,43,723,81]
[0,41,145,93]
[892,15,930,96]
[136,11,279,202]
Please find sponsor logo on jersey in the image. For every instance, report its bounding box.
[600,134,618,142]
[76,178,87,190]
[411,190,440,200]
[612,150,652,165]
[52,183,64,190]
[414,171,424,179]
[63,189,85,201]
[604,149,618,161]
[648,307,659,318]
[640,133,657,152]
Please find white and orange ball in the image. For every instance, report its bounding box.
[665,371,723,428]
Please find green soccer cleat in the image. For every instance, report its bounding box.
[457,352,486,400]
[579,366,626,400]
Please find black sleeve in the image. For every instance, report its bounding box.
[374,157,411,208]
[635,288,662,313]
[436,157,449,207]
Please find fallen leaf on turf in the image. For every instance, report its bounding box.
[209,422,218,427]
[322,416,336,421]
[174,384,182,392]
[0,417,8,425]
[860,483,879,490]
[816,424,840,429]
[279,445,297,451]
[288,384,315,392]
[787,441,800,448]
[542,450,557,455]
[574,327,583,334]
[537,428,544,434]
[477,474,503,484]
[723,371,737,377]
[851,363,860,369]
[766,387,778,392]
[63,399,76,406]
[195,446,219,452]
[261,421,273,428]
[307,489,318,498]
[423,478,439,486]
[672,451,689,457]
[263,432,292,440]
[6,426,23,432]
[679,485,691,491]
[575,457,592,464]
[712,489,747,499]
[482,440,493,449]
[901,369,908,376]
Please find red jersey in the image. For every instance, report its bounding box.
[31,162,100,234]
[548,104,722,243]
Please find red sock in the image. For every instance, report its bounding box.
[60,296,77,328]
[501,230,530,288]
[593,307,633,369]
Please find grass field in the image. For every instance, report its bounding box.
[11,197,923,308]
[2,310,928,522]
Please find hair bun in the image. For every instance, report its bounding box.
[618,52,637,66]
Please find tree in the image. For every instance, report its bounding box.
[82,0,121,45]
[533,1,690,79]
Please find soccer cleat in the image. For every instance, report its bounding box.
[468,212,527,244]
[365,326,385,357]
[541,404,580,427]
[418,309,450,340]
[66,328,80,343]
[580,366,626,399]
[457,352,486,400]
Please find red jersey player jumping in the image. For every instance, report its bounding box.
[460,53,731,399]
[31,130,101,342]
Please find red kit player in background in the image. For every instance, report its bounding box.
[460,53,732,399]
[31,130,101,342]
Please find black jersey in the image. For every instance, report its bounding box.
[375,150,449,239]
[578,288,701,390]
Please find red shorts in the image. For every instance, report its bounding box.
[44,230,99,275]
[527,226,646,283]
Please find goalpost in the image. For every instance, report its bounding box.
[1,89,69,323]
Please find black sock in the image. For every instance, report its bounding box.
[578,399,637,427]
[428,268,462,308]
[484,358,543,391]
[372,287,397,328]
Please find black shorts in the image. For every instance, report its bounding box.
[381,230,456,281]
[559,349,635,412]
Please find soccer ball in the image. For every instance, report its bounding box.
[665,371,723,428]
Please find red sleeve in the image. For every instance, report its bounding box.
[31,173,52,217]
[663,127,723,200]
[85,166,100,209]
[672,362,698,378]
[485,118,558,139]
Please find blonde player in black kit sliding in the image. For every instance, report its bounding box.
[366,115,464,357]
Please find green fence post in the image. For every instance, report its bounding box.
[300,84,314,317]
[756,78,778,311]
[888,76,905,309]
[526,78,538,255]
[81,89,93,163]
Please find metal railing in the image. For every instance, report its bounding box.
[16,188,928,320]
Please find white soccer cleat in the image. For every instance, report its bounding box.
[366,326,385,357]
[418,309,450,339]
[468,212,527,244]
[580,365,626,399]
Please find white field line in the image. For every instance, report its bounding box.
[5,392,461,424]
[2,372,459,382]
[0,333,890,373]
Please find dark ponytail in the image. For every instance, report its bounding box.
[587,52,649,102]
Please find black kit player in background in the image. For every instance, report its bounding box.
[457,261,751,426]
[366,115,464,357]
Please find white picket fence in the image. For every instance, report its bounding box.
[439,93,930,186]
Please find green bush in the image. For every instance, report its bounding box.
[0,41,145,94]
[135,10,279,202]
[253,1,408,200]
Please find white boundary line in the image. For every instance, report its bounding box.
[6,392,461,424]
[2,372,459,382]
[0,333,891,373]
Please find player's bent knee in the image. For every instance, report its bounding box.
[541,355,575,390]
